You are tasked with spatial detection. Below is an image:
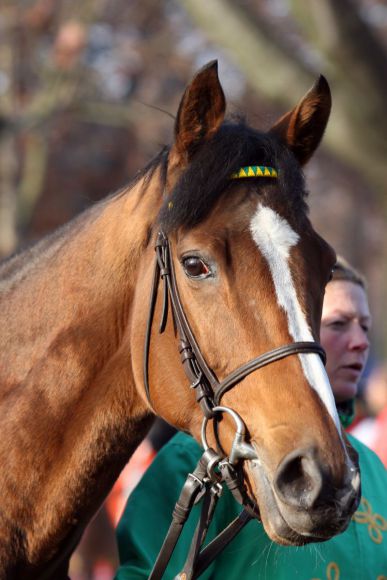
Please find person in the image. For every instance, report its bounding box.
[115,257,387,579]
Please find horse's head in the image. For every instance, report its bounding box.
[132,62,360,546]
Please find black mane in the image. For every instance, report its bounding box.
[158,120,308,233]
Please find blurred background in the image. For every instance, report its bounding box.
[1,0,386,578]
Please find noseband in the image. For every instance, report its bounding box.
[143,231,326,579]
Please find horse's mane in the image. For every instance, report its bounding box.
[159,120,308,233]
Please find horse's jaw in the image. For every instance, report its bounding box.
[246,448,361,546]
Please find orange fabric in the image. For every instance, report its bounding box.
[372,406,387,468]
[106,439,156,527]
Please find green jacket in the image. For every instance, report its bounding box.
[116,433,387,579]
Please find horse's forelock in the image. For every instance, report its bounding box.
[158,121,308,234]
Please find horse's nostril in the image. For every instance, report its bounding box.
[274,448,326,509]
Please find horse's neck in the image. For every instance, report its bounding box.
[0,177,160,567]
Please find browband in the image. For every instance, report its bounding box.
[231,165,278,179]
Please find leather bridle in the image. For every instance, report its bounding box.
[144,231,326,416]
[143,230,326,579]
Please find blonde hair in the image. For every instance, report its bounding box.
[331,255,366,289]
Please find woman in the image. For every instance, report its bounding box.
[115,257,387,579]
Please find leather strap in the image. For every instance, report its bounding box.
[193,509,253,578]
[148,456,209,579]
[214,342,326,404]
[180,484,220,579]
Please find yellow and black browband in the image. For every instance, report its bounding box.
[230,165,278,179]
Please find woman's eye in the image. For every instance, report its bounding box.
[329,320,346,330]
[182,257,211,279]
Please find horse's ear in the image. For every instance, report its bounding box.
[171,61,226,165]
[269,76,331,166]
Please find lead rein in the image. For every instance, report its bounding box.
[149,445,255,580]
[148,448,220,579]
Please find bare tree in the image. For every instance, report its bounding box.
[178,0,387,198]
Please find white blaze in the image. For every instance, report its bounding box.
[250,203,341,431]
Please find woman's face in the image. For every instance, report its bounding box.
[321,280,371,402]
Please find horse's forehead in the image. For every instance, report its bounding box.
[178,190,305,254]
[209,186,279,228]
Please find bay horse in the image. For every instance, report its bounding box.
[0,61,360,579]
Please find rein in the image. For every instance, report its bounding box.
[143,230,326,579]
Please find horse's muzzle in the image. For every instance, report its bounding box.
[274,446,360,512]
[249,445,361,545]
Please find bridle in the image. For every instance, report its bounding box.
[144,232,326,415]
[143,227,326,579]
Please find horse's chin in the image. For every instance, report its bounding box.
[247,457,359,546]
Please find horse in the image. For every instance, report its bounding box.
[0,61,360,579]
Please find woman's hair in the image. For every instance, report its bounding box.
[331,255,366,289]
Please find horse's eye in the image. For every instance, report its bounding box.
[182,257,211,279]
